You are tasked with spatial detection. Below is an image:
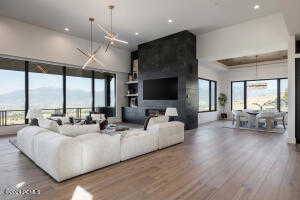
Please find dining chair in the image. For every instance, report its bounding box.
[256,112,275,130]
[273,112,286,129]
[238,112,251,128]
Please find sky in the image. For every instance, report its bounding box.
[0,69,105,95]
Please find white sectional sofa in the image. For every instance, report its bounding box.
[17,121,184,182]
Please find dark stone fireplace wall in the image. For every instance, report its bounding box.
[138,31,199,130]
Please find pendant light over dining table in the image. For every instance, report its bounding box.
[247,55,268,89]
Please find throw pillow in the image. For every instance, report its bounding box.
[99,120,108,130]
[30,118,39,126]
[39,119,59,132]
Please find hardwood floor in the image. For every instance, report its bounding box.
[0,121,300,200]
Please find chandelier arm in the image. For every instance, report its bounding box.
[105,42,110,53]
[82,56,93,69]
[77,48,91,58]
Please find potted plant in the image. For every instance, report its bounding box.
[218,93,228,119]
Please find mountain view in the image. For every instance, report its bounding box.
[0,87,105,110]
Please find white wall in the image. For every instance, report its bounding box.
[197,13,289,61]
[0,16,130,73]
[198,64,221,125]
[219,62,288,117]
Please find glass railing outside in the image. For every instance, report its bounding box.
[0,108,92,126]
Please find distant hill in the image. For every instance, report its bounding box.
[0,87,105,110]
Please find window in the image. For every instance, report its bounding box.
[232,82,244,110]
[211,81,216,111]
[29,63,63,118]
[0,59,25,125]
[66,69,92,118]
[0,57,116,126]
[110,77,116,107]
[247,80,277,110]
[280,79,288,112]
[198,78,217,112]
[94,78,105,107]
[231,78,288,112]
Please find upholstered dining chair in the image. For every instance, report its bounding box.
[232,111,250,128]
[237,112,251,128]
[273,112,287,129]
[256,112,276,130]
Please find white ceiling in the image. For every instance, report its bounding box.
[0,0,280,49]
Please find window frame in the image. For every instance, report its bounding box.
[231,78,288,112]
[198,77,217,113]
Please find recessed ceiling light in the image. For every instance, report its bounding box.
[254,4,260,10]
[135,32,139,35]
[168,19,173,23]
[64,27,70,32]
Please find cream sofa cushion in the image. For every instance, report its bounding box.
[58,124,99,137]
[38,119,59,132]
[147,116,169,129]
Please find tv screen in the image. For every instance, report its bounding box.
[143,77,178,100]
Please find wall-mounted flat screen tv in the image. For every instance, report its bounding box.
[143,77,178,100]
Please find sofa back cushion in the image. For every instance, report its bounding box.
[58,124,99,137]
[146,116,169,130]
[39,119,59,132]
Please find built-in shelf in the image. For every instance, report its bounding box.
[125,80,138,84]
[295,54,300,58]
[126,93,138,97]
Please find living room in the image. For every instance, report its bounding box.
[0,0,300,199]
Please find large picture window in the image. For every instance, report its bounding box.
[232,82,245,110]
[0,59,25,125]
[94,78,105,107]
[231,78,288,112]
[66,69,92,118]
[198,78,217,112]
[29,63,63,118]
[280,79,288,112]
[0,57,116,126]
[110,77,116,107]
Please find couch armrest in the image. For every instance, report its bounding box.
[33,132,83,182]
[148,121,184,149]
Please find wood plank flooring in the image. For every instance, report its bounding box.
[0,121,299,200]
